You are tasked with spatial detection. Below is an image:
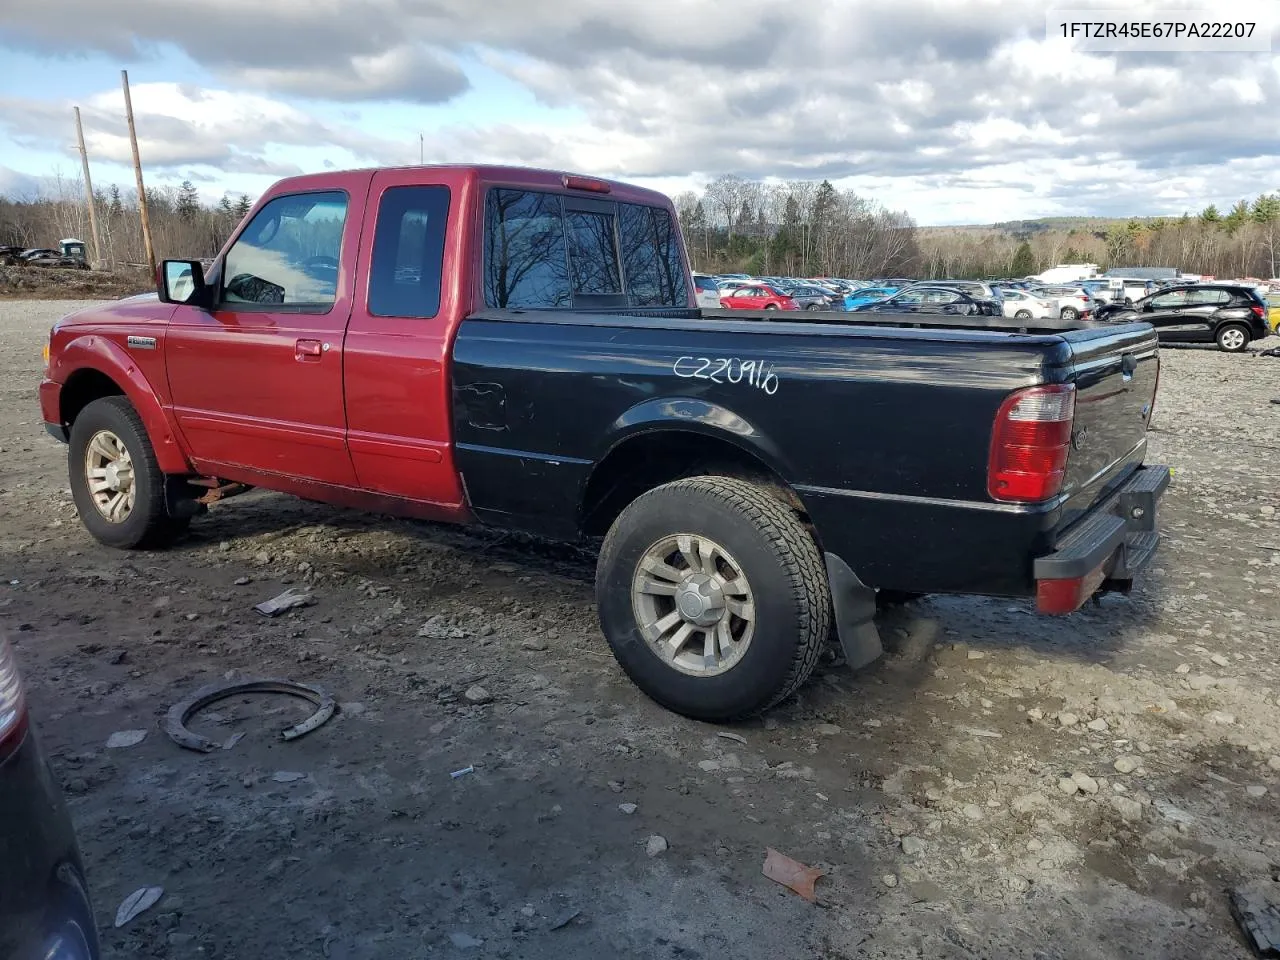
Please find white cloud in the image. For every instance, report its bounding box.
[0,0,1277,221]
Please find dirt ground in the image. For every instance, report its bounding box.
[3,299,1279,959]
[0,266,150,301]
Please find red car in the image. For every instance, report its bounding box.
[719,283,799,310]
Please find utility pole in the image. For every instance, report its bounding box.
[121,69,155,278]
[73,106,104,269]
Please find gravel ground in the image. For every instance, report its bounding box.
[2,299,1279,959]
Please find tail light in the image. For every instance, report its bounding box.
[1251,305,1264,319]
[0,637,29,762]
[988,384,1076,502]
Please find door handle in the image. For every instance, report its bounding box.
[295,339,323,361]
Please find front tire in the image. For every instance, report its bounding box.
[1014,309,1032,319]
[1216,323,1250,352]
[68,396,189,549]
[596,477,830,722]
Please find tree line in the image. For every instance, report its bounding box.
[674,176,920,279]
[677,176,1280,280]
[3,169,1277,281]
[0,175,249,268]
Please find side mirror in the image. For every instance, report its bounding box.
[158,259,210,307]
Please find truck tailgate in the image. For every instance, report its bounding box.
[1057,323,1160,528]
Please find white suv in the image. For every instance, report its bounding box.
[692,273,723,309]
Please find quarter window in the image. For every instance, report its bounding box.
[368,185,450,318]
[222,191,347,309]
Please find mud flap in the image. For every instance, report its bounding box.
[823,552,883,669]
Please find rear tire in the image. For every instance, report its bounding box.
[68,396,189,549]
[1014,309,1032,319]
[764,304,779,311]
[1216,323,1250,352]
[1060,307,1080,321]
[596,476,830,722]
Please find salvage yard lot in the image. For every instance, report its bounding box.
[2,299,1279,960]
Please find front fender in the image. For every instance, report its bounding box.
[602,396,795,479]
[50,335,191,475]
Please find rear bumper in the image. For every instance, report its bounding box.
[0,727,101,960]
[1033,464,1170,613]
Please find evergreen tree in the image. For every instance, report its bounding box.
[1198,204,1220,225]
[1010,241,1034,276]
[1251,193,1280,223]
[107,184,124,219]
[176,180,200,221]
[1222,199,1250,235]
[233,194,252,218]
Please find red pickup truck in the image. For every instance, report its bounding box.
[39,164,1169,721]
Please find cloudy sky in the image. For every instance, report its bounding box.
[0,0,1277,225]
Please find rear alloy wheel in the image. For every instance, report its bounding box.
[764,303,779,311]
[1060,307,1080,321]
[806,303,821,311]
[1014,309,1033,319]
[597,476,830,721]
[1216,323,1250,352]
[68,396,189,549]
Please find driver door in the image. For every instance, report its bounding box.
[165,179,371,486]
[1138,289,1189,339]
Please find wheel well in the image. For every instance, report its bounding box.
[59,369,125,427]
[580,430,805,537]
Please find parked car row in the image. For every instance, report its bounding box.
[695,273,1095,320]
[693,270,1273,350]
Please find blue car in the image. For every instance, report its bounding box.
[842,286,899,310]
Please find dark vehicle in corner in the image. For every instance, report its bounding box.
[1095,284,1269,352]
[40,164,1168,722]
[0,637,101,960]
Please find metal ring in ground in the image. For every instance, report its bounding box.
[163,678,337,753]
[631,533,756,678]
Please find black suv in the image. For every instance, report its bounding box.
[1096,284,1269,352]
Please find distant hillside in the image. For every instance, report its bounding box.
[924,216,1168,234]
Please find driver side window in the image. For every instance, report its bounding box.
[1148,291,1186,310]
[222,191,348,310]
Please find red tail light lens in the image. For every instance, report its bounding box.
[0,637,29,761]
[988,384,1076,502]
[1251,305,1264,318]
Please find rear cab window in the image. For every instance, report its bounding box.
[483,187,689,310]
